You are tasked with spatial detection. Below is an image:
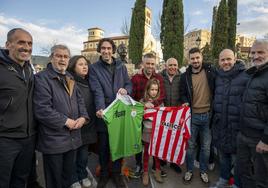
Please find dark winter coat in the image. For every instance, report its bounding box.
[212,61,249,153]
[34,63,88,154]
[179,63,216,109]
[74,75,97,145]
[0,49,36,138]
[89,57,132,132]
[240,62,268,144]
[161,70,181,106]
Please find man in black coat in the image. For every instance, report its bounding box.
[179,47,216,184]
[237,39,268,188]
[210,49,249,188]
[0,28,36,187]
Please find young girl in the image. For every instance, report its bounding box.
[68,55,97,188]
[141,78,164,186]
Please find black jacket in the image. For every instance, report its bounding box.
[212,61,249,153]
[241,63,268,144]
[0,49,36,138]
[74,74,97,145]
[179,63,216,109]
[34,63,88,154]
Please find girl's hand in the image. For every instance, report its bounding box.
[145,102,154,108]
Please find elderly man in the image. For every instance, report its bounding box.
[161,57,182,173]
[34,44,88,188]
[0,28,36,188]
[210,49,249,188]
[237,39,268,188]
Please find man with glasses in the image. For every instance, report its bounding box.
[33,44,89,188]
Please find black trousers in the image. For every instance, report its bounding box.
[237,132,268,188]
[43,150,75,188]
[0,136,35,188]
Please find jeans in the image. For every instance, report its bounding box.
[186,112,211,173]
[72,144,89,183]
[0,136,35,188]
[98,132,122,177]
[237,132,268,188]
[218,151,240,187]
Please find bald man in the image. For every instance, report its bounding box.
[210,49,249,188]
[161,57,182,173]
[237,40,268,188]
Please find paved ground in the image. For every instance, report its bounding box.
[37,152,220,188]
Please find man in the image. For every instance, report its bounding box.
[0,28,36,188]
[179,47,215,184]
[160,57,182,173]
[237,39,268,188]
[210,49,249,188]
[34,44,88,188]
[89,38,132,188]
[131,52,166,178]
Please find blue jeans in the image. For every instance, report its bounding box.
[219,151,240,187]
[186,112,211,173]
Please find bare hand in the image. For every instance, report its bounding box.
[256,141,268,153]
[96,109,104,118]
[65,118,76,129]
[182,103,189,107]
[73,117,86,129]
[118,88,127,95]
[145,102,154,108]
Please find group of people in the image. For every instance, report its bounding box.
[0,27,267,188]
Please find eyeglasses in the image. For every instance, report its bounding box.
[53,54,70,59]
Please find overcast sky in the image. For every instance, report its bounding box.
[0,0,267,55]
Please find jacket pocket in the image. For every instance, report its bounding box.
[0,96,13,123]
[257,104,268,123]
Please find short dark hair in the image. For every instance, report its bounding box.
[7,28,31,42]
[189,47,201,56]
[143,52,156,59]
[97,38,116,54]
[67,55,91,75]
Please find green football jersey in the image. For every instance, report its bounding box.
[103,95,144,161]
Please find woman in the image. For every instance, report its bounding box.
[68,55,97,188]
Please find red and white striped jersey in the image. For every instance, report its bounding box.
[144,106,191,165]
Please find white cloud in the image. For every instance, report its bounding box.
[238,0,266,6]
[252,7,268,14]
[0,15,87,55]
[238,15,268,37]
[191,10,203,16]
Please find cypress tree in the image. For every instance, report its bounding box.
[160,0,184,66]
[227,0,237,51]
[210,6,217,51]
[128,0,146,66]
[202,42,212,63]
[212,0,229,62]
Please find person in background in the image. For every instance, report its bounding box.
[68,55,97,188]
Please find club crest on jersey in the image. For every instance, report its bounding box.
[131,109,137,117]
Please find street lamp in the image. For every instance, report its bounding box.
[196,36,201,49]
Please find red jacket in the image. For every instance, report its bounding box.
[131,70,165,106]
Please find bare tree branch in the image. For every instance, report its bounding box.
[121,17,130,35]
[39,39,59,55]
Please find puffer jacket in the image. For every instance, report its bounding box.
[240,62,268,144]
[212,61,249,153]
